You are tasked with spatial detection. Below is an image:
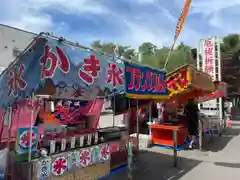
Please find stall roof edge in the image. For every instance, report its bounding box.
[42,33,167,73]
[1,32,167,76]
[167,64,212,79]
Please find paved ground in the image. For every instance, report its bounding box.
[99,112,240,180]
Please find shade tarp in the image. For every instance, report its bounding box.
[0,34,169,107]
[0,34,125,107]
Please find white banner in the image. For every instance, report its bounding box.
[202,39,215,80]
[200,38,217,109]
[202,99,217,109]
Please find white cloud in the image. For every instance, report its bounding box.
[191,0,240,15]
[27,0,109,15]
[0,0,204,48]
[191,0,240,33]
[0,0,108,33]
[0,0,53,33]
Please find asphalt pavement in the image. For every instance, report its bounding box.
[99,111,240,180]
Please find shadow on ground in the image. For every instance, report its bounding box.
[203,127,240,152]
[214,162,240,168]
[103,150,201,180]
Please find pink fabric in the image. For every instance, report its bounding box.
[0,99,104,142]
[90,100,104,128]
[0,104,39,141]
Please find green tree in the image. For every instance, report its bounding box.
[139,42,157,55]
[221,34,240,53]
[91,40,191,72]
[91,41,136,61]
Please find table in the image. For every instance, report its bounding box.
[148,123,187,167]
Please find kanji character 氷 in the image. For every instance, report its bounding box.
[106,63,124,87]
[8,64,27,97]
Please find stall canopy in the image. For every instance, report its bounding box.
[0,33,169,108]
[166,64,215,103]
[197,81,227,102]
[0,34,125,107]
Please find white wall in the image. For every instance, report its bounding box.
[0,24,37,69]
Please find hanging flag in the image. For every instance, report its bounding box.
[164,0,192,69]
[113,45,119,58]
[114,45,122,63]
[173,0,192,47]
[138,52,143,62]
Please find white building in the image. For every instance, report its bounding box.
[0,24,37,73]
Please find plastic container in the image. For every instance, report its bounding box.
[130,133,152,148]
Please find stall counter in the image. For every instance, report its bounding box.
[149,123,187,147]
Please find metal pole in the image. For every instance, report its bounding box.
[173,130,178,167]
[112,92,115,127]
[28,94,35,180]
[5,106,12,179]
[136,100,139,138]
[127,142,133,180]
[198,119,203,151]
[148,102,152,136]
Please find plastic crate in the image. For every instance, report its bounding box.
[130,134,152,148]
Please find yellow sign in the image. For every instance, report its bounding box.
[167,68,191,97]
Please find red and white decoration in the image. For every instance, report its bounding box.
[100,144,110,161]
[79,149,92,167]
[110,142,119,153]
[19,130,37,148]
[51,156,68,176]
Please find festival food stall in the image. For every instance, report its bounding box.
[0,33,140,180]
[0,33,170,180]
[123,61,168,134]
[109,61,169,172]
[148,64,214,165]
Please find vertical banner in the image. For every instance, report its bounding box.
[202,39,215,80]
[202,38,217,109]
[197,37,223,118]
[173,0,192,47]
[164,0,192,68]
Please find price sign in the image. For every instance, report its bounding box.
[61,139,66,151]
[50,140,56,154]
[87,134,92,146]
[94,132,98,144]
[70,137,76,148]
[79,136,84,147]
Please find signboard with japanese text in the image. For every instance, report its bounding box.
[124,61,168,99]
[200,38,219,109]
[34,144,110,179]
[166,65,214,99]
[202,39,215,80]
[197,37,223,117]
[0,35,125,107]
[167,67,190,97]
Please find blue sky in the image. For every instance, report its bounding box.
[1,0,240,49]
